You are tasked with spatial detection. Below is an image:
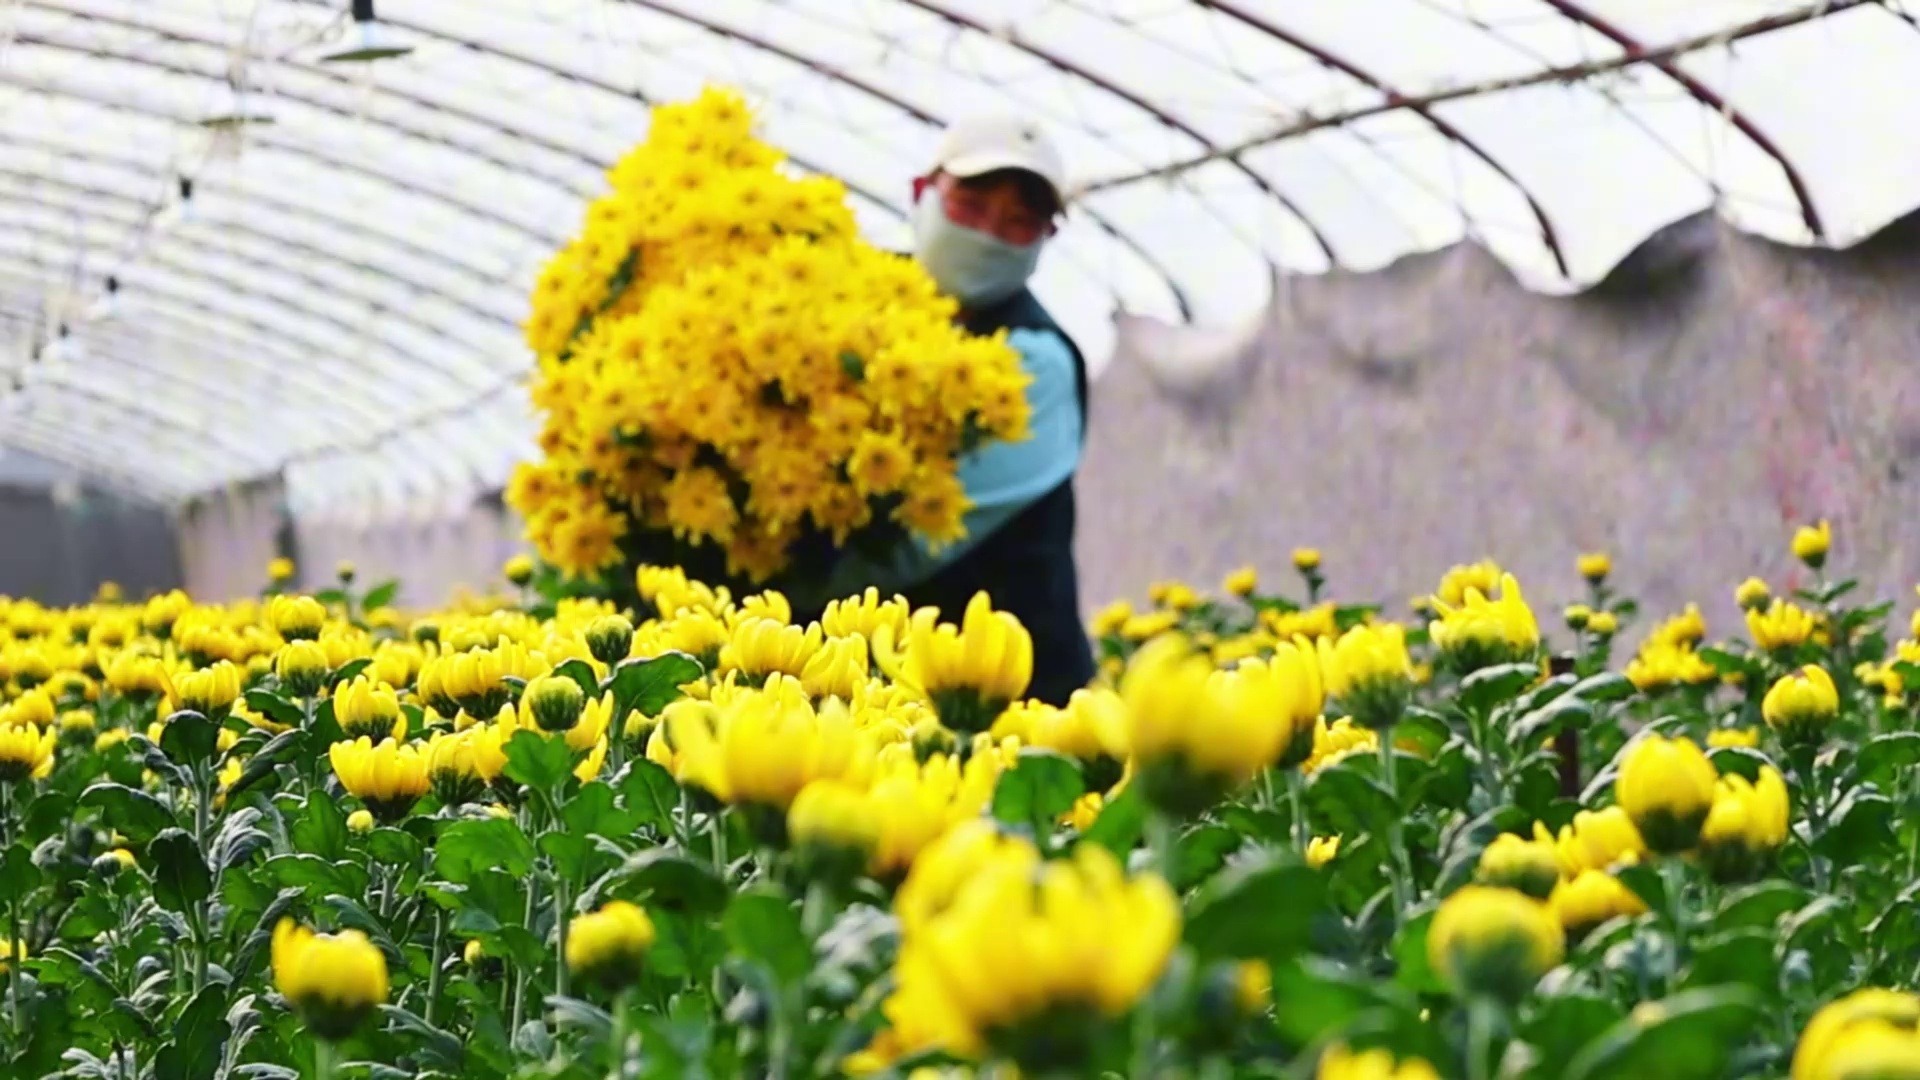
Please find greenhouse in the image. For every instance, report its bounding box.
[0,2,1917,1077]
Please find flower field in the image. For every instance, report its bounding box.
[0,527,1916,1079]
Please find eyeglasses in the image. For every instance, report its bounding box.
[939,184,1051,247]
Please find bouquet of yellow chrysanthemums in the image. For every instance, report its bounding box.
[508,87,1031,600]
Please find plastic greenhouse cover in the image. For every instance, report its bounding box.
[0,0,1914,511]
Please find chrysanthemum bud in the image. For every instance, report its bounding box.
[521,675,587,734]
[583,615,634,666]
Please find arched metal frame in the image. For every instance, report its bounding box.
[0,0,1897,510]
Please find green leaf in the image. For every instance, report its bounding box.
[607,652,703,720]
[78,782,178,844]
[436,818,537,885]
[159,709,222,767]
[1714,880,1809,932]
[243,688,307,728]
[289,787,348,862]
[1079,784,1146,857]
[366,826,422,866]
[1680,929,1777,995]
[1525,994,1627,1062]
[990,750,1084,838]
[723,887,812,985]
[1184,853,1326,961]
[1392,910,1444,993]
[1171,824,1243,891]
[151,986,230,1080]
[1307,757,1397,838]
[261,853,367,901]
[362,579,400,610]
[563,781,639,841]
[593,849,728,914]
[1568,672,1634,702]
[1269,956,1407,1047]
[1706,747,1775,783]
[1459,662,1544,711]
[1562,987,1762,1080]
[379,1005,465,1072]
[503,729,576,795]
[1510,695,1593,746]
[553,658,600,699]
[1615,864,1667,914]
[148,828,213,913]
[1816,790,1896,864]
[332,657,374,687]
[225,729,305,800]
[618,759,681,831]
[1854,732,1920,788]
[0,845,42,905]
[541,832,596,884]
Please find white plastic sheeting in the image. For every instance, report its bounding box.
[0,0,1914,519]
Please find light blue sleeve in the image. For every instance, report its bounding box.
[822,327,1083,596]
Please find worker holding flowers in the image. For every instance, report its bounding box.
[822,115,1096,706]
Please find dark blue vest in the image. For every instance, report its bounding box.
[907,289,1096,707]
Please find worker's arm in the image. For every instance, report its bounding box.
[820,326,1083,598]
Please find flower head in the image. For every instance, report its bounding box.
[1764,665,1839,747]
[170,661,242,717]
[1735,577,1771,610]
[1792,520,1832,569]
[1698,766,1790,882]
[1293,548,1323,573]
[1792,988,1920,1080]
[271,919,388,1039]
[274,640,330,697]
[1222,565,1258,597]
[1549,869,1647,940]
[1316,623,1414,730]
[1317,1044,1441,1080]
[566,900,657,991]
[1429,573,1540,671]
[1428,886,1564,1002]
[332,676,403,741]
[503,554,536,587]
[896,594,1032,732]
[1475,832,1561,900]
[1577,552,1611,583]
[0,721,56,783]
[267,594,327,641]
[1615,733,1718,854]
[1306,835,1341,869]
[1748,599,1818,652]
[329,737,431,823]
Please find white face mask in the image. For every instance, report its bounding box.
[911,193,1043,308]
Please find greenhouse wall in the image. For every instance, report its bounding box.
[0,449,182,604]
[164,209,1920,631]
[1078,208,1920,633]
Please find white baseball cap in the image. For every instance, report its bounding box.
[931,114,1070,212]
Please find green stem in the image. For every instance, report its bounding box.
[1466,998,1498,1080]
[314,1038,337,1080]
[609,988,630,1078]
[1660,858,1690,983]
[425,907,446,1028]
[1289,770,1309,852]
[1378,733,1413,920]
[0,784,18,1043]
[510,878,537,1034]
[1789,747,1831,892]
[711,810,729,881]
[554,875,572,1002]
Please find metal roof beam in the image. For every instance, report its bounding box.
[1532,0,1824,238]
[0,210,480,401]
[0,174,513,370]
[1082,0,1869,196]
[0,251,395,425]
[1196,0,1572,279]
